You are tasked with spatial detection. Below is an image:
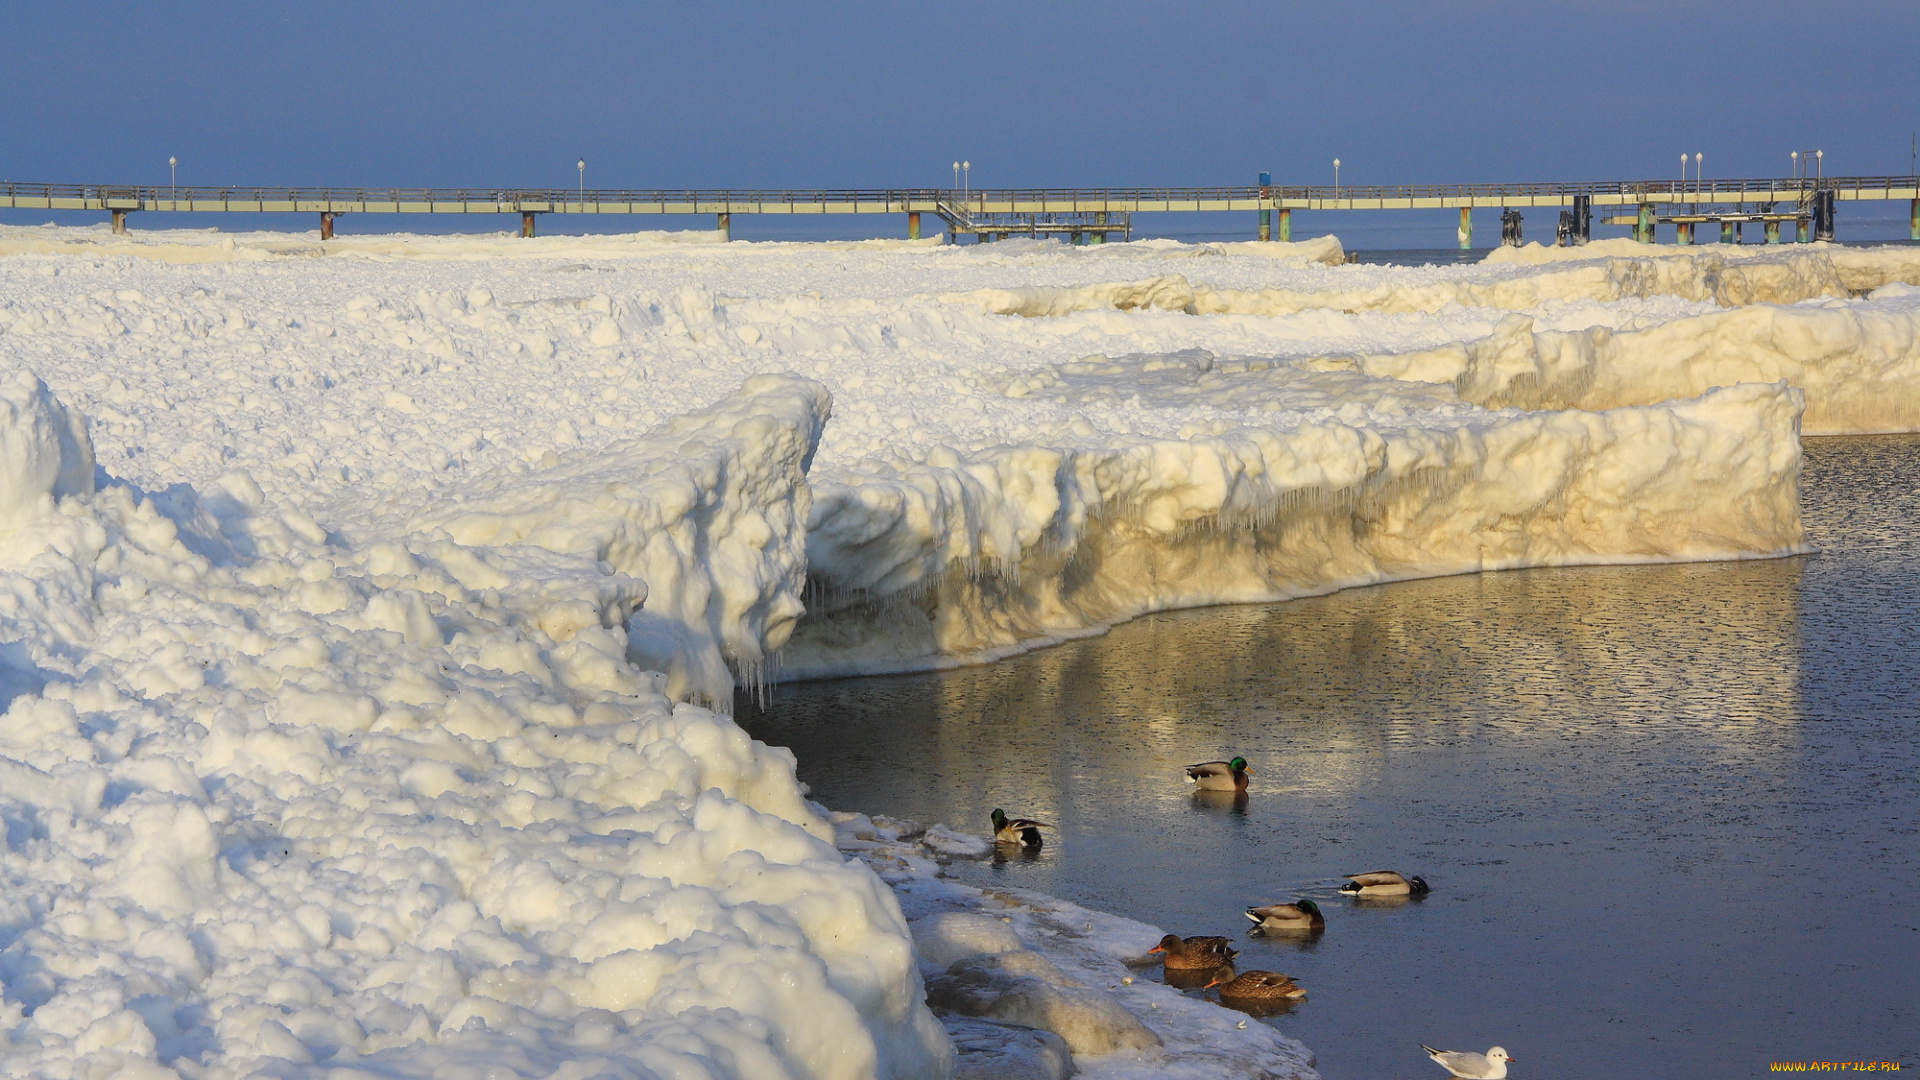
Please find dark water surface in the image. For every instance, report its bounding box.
[739,436,1920,1079]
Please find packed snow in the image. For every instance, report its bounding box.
[2,220,1914,1078]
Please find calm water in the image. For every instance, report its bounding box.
[739,436,1920,1079]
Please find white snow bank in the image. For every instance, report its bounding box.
[0,374,951,1080]
[1341,290,1920,434]
[409,373,828,707]
[786,382,1805,677]
[942,246,1920,322]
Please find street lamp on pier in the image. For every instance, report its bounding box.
[577,159,586,204]
[1333,158,1341,197]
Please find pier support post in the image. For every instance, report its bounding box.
[1635,203,1654,243]
[1765,220,1780,244]
[1258,171,1272,241]
[908,211,921,240]
[1676,221,1693,245]
[1912,198,1919,241]
[320,212,336,241]
[1813,190,1835,242]
[1277,208,1291,242]
[521,212,537,238]
[1796,217,1810,243]
[717,212,731,241]
[1458,207,1472,250]
[1092,211,1107,245]
[111,209,129,235]
[1720,220,1734,244]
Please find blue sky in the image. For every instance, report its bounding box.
[3,2,1916,242]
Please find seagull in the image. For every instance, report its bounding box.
[1420,1044,1514,1079]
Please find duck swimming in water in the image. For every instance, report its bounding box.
[1148,934,1238,970]
[990,808,1050,847]
[1206,968,1307,1009]
[1185,756,1252,792]
[1340,871,1430,898]
[1245,898,1325,934]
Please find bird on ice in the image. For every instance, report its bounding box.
[1184,756,1252,791]
[1420,1044,1514,1078]
[989,808,1050,847]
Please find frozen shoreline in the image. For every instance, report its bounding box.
[1,225,1912,1078]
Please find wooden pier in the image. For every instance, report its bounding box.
[4,175,1916,245]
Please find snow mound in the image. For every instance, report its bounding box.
[0,374,950,1080]
[1342,291,1920,434]
[410,373,828,707]
[0,370,94,535]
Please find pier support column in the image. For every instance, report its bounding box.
[1720,220,1734,244]
[320,212,336,241]
[1912,198,1919,241]
[521,212,537,238]
[717,213,731,241]
[111,209,129,235]
[1277,208,1291,242]
[1676,221,1693,245]
[1458,207,1472,250]
[1258,172,1271,241]
[1765,220,1780,244]
[1796,217,1809,243]
[908,211,921,240]
[1092,211,1107,245]
[1635,203,1654,243]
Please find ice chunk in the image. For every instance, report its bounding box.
[0,370,94,534]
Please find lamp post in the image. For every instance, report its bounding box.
[1791,150,1799,182]
[1815,149,1823,182]
[963,160,971,202]
[168,156,176,198]
[1695,152,1702,194]
[1332,157,1341,196]
[1681,152,1688,189]
[577,159,585,204]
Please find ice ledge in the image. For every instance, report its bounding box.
[784,382,1806,679]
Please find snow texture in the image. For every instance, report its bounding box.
[2,221,1908,1078]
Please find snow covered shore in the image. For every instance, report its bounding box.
[0,223,1907,1078]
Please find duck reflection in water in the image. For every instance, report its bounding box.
[991,843,1044,866]
[1163,963,1232,990]
[1190,788,1249,815]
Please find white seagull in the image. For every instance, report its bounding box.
[1420,1044,1514,1079]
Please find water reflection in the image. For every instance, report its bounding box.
[741,436,1920,1079]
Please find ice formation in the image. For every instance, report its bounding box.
[2,221,1914,1078]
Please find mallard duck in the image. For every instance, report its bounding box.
[1245,898,1324,934]
[1148,933,1238,969]
[1340,871,1430,897]
[1206,968,1307,1007]
[1185,756,1251,792]
[1420,1044,1513,1079]
[989,808,1050,847]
